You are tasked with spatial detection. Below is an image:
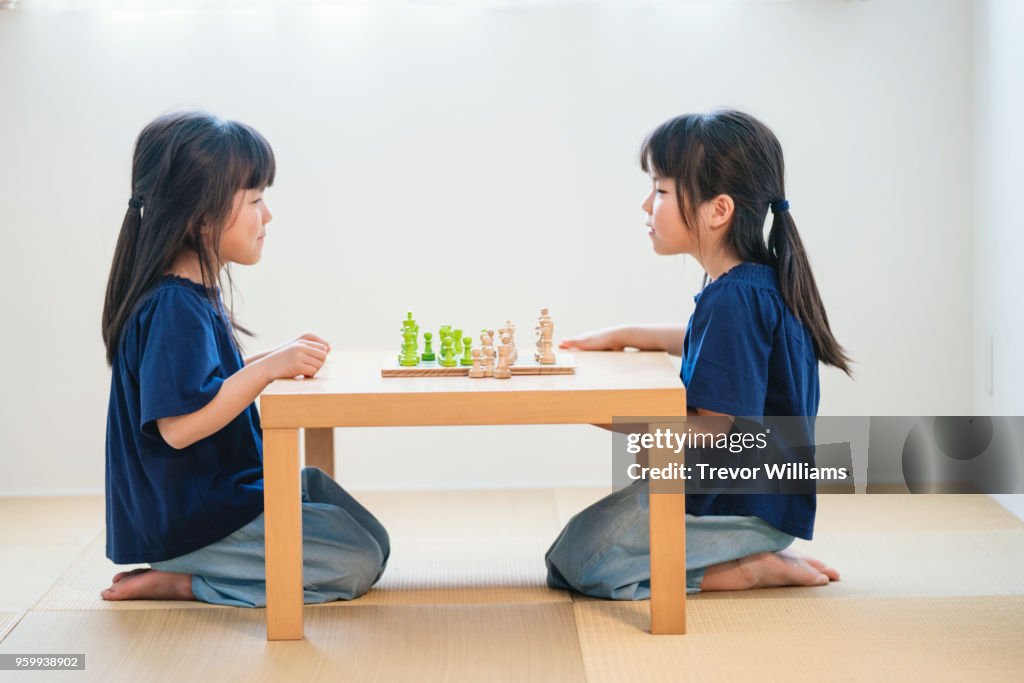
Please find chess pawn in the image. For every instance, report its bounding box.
[468,349,485,378]
[459,336,474,366]
[494,344,512,379]
[439,325,452,354]
[439,335,458,368]
[421,332,436,362]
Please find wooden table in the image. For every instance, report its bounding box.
[258,349,687,640]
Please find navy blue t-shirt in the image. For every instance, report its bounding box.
[105,275,264,564]
[681,262,820,539]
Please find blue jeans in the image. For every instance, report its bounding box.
[150,467,390,607]
[545,479,794,599]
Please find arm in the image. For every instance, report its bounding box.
[158,338,329,450]
[620,324,686,356]
[244,350,272,366]
[561,323,686,356]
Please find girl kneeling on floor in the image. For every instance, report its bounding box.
[548,110,848,597]
[100,111,389,606]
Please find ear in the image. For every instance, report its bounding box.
[705,194,735,231]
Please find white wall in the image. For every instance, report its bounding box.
[974,0,1024,416]
[0,0,975,495]
[974,0,1024,517]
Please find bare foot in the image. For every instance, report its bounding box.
[700,550,840,592]
[101,568,195,601]
[110,568,149,584]
[782,549,840,582]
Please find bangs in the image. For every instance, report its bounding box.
[639,114,702,181]
[225,120,276,191]
[639,121,672,178]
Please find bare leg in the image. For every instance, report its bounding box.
[701,550,840,592]
[101,568,195,601]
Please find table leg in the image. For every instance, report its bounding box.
[304,428,335,477]
[263,428,304,641]
[648,420,686,634]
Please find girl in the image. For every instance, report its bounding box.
[546,110,847,597]
[100,111,389,606]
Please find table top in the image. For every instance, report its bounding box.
[259,350,686,428]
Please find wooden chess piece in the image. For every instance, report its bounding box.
[506,320,517,364]
[494,343,512,379]
[537,308,556,364]
[468,348,485,378]
[481,334,495,377]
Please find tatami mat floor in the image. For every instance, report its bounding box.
[1,491,1022,682]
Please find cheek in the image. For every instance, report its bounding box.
[656,200,679,227]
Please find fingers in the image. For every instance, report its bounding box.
[297,343,328,378]
[299,333,331,351]
[297,339,329,360]
[562,338,603,351]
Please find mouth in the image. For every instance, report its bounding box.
[646,224,655,236]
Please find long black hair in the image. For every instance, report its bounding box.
[102,111,276,366]
[641,110,852,376]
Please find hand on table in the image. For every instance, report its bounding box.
[559,326,629,351]
[262,335,331,380]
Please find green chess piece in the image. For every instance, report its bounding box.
[400,313,419,362]
[460,337,473,366]
[399,327,419,366]
[439,335,457,367]
[453,329,463,354]
[421,332,436,361]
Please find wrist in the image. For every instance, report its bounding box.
[250,355,276,387]
[611,326,634,349]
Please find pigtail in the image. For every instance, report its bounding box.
[102,199,149,366]
[767,208,852,376]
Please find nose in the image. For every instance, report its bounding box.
[262,202,273,223]
[641,190,653,214]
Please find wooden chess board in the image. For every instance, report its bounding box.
[381,352,576,377]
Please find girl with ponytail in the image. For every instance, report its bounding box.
[100,111,389,605]
[546,110,848,598]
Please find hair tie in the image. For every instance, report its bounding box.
[127,196,144,210]
[770,199,790,214]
